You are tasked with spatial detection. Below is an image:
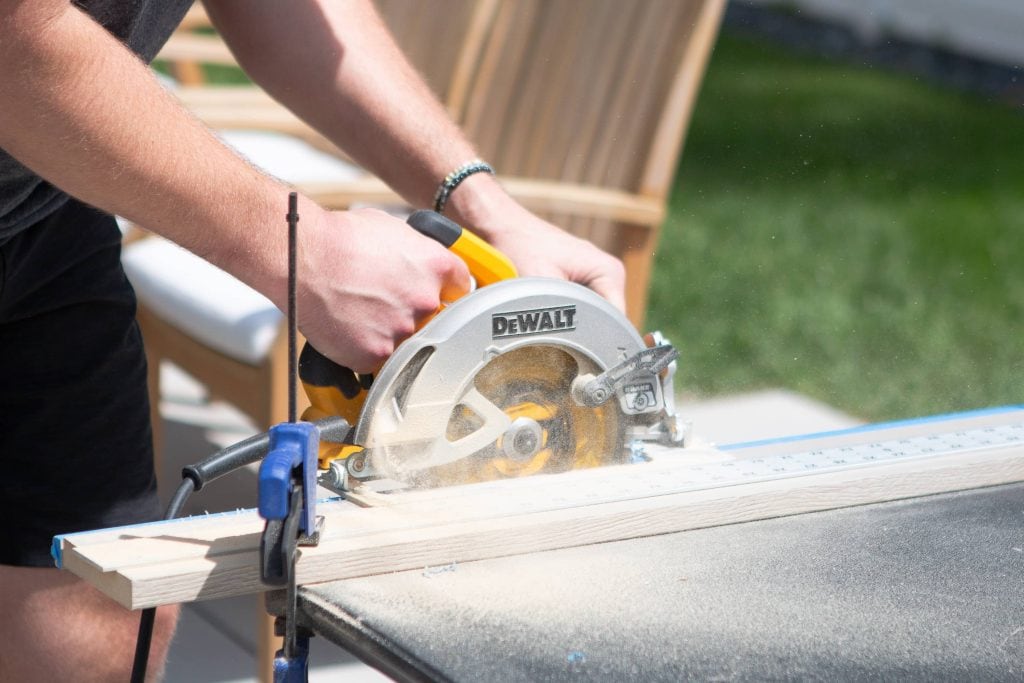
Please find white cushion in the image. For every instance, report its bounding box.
[217,129,363,185]
[123,237,282,365]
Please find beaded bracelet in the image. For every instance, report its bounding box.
[432,159,495,214]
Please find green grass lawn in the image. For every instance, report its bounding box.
[648,32,1024,421]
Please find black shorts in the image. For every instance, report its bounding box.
[0,199,161,567]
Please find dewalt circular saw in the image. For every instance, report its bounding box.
[301,211,685,492]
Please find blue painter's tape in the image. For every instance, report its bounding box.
[721,404,1024,452]
[51,536,64,569]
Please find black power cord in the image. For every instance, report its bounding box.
[130,477,194,683]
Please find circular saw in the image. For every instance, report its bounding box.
[301,213,685,492]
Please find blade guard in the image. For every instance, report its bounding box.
[353,278,651,481]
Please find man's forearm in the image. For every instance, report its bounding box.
[203,0,520,239]
[0,1,294,301]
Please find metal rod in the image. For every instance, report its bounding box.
[287,192,299,424]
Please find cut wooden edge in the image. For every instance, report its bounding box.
[343,444,732,509]
[53,508,255,563]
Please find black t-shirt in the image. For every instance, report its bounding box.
[0,0,194,241]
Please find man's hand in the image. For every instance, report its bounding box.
[294,206,473,374]
[443,174,628,313]
[481,209,627,313]
[295,207,471,373]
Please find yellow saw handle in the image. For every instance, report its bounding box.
[300,211,517,468]
[405,209,518,287]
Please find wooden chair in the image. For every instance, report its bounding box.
[298,0,726,326]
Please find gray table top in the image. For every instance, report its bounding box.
[290,482,1024,681]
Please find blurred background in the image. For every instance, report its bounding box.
[650,0,1024,421]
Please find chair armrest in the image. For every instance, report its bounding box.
[498,178,664,227]
[298,177,401,210]
[173,86,345,157]
[299,176,664,226]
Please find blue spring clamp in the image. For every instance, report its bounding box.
[258,420,320,683]
[258,422,319,539]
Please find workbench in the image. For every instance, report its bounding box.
[273,441,1024,681]
[54,408,1024,680]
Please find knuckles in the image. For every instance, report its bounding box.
[352,338,395,374]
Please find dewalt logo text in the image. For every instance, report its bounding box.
[492,305,577,338]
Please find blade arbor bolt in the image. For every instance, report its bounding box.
[501,417,544,461]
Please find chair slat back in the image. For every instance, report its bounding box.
[459,0,725,319]
[465,0,719,196]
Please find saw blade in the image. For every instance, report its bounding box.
[353,278,654,488]
[398,344,626,487]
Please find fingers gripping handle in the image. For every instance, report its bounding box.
[300,211,516,430]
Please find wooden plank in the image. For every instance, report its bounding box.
[58,414,1024,609]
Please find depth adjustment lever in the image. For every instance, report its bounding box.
[572,343,678,415]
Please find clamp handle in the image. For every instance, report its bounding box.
[258,422,319,535]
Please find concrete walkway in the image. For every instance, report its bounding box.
[156,363,861,682]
